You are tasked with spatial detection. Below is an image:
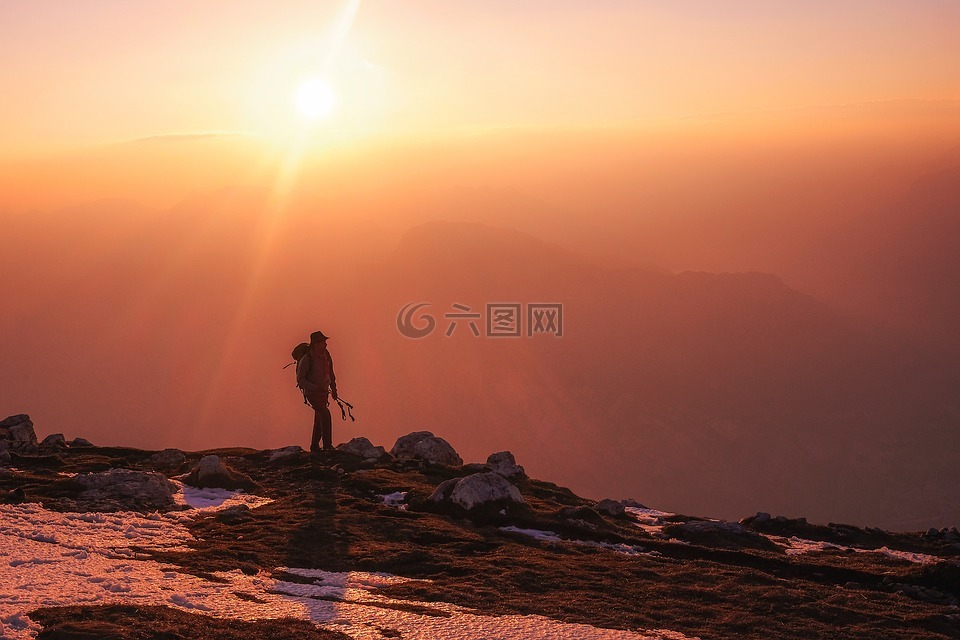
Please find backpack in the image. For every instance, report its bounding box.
[284,342,311,404]
[290,342,310,365]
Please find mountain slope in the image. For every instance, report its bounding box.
[2,432,959,640]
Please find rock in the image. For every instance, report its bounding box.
[390,431,463,466]
[69,437,94,448]
[4,487,26,504]
[0,450,10,466]
[620,498,648,509]
[430,472,525,510]
[216,504,254,524]
[0,414,32,429]
[428,478,461,503]
[75,468,177,511]
[338,437,388,460]
[3,415,38,453]
[268,445,304,461]
[562,506,606,526]
[486,451,525,477]
[147,448,187,469]
[594,499,626,517]
[182,455,259,492]
[41,433,66,447]
[665,520,782,553]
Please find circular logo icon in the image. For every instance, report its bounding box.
[396,302,436,339]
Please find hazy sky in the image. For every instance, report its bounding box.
[2,0,958,154]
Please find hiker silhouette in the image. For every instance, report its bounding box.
[296,331,339,452]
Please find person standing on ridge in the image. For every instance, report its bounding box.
[296,330,339,452]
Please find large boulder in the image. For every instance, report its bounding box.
[39,433,67,453]
[594,499,626,518]
[1,414,38,453]
[390,431,462,466]
[182,455,259,492]
[147,448,187,470]
[429,472,525,510]
[268,445,304,461]
[338,437,388,460]
[486,451,525,477]
[664,520,782,553]
[75,468,177,511]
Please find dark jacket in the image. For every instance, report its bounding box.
[296,348,337,397]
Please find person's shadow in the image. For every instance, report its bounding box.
[283,454,351,572]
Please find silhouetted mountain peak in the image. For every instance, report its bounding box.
[388,220,598,281]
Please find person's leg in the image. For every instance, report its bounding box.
[321,406,333,450]
[310,407,323,452]
[308,393,328,452]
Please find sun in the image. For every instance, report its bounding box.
[294,77,336,121]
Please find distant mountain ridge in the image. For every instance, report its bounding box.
[2,197,958,530]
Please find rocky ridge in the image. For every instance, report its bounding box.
[2,414,960,639]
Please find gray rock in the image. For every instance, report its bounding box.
[40,433,67,449]
[183,455,259,492]
[69,437,94,448]
[390,431,463,466]
[147,448,187,469]
[0,450,10,466]
[216,504,254,524]
[675,521,751,536]
[620,498,648,509]
[428,478,461,503]
[430,472,525,510]
[76,468,177,511]
[338,437,388,460]
[594,498,626,517]
[0,414,32,429]
[268,445,304,461]
[486,451,525,477]
[5,415,38,453]
[666,520,782,552]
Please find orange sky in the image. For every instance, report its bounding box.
[2,1,959,157]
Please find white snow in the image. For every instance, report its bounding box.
[172,480,273,510]
[773,536,943,564]
[0,497,698,640]
[625,506,675,537]
[379,491,408,510]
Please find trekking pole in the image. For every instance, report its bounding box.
[335,397,356,422]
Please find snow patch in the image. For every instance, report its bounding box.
[625,506,675,537]
[0,502,696,640]
[172,480,273,511]
[773,535,944,564]
[379,491,408,510]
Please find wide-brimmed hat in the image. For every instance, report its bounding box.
[310,330,330,343]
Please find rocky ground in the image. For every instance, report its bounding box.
[2,414,960,639]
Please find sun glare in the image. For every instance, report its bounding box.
[295,78,336,121]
